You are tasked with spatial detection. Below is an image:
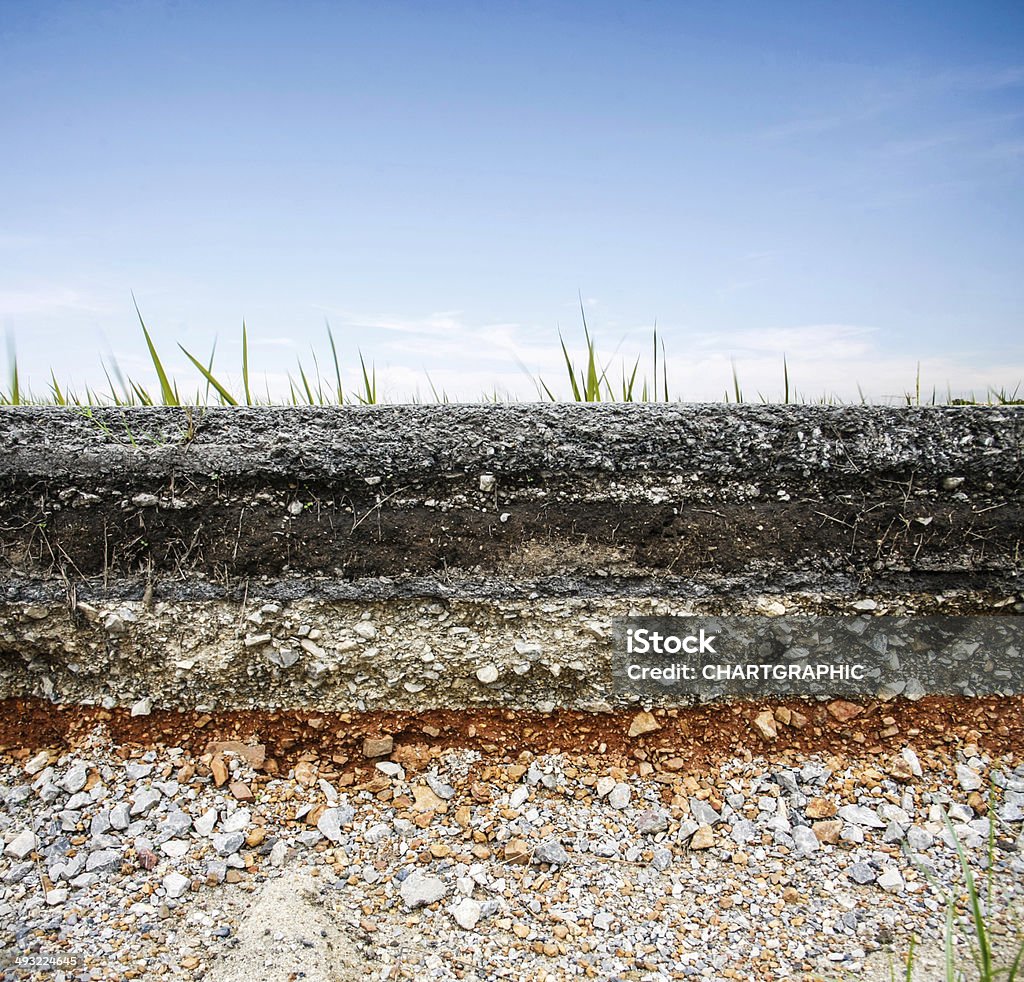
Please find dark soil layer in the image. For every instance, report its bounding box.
[2,405,1020,590]
[1,480,1020,583]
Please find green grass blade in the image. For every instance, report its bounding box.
[357,350,377,404]
[945,899,955,981]
[203,338,218,403]
[326,320,344,404]
[904,936,915,982]
[129,380,154,405]
[48,370,66,405]
[582,323,601,402]
[178,344,238,405]
[652,324,658,403]
[296,357,315,405]
[133,294,178,406]
[1006,937,1024,981]
[661,335,669,402]
[310,349,326,404]
[559,332,583,402]
[944,813,992,978]
[242,321,252,406]
[623,356,639,401]
[9,354,20,405]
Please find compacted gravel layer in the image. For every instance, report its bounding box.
[1,700,1023,982]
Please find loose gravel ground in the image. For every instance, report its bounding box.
[2,707,1023,982]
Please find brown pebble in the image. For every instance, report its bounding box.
[210,756,228,787]
[294,760,317,787]
[806,797,837,819]
[362,736,394,759]
[813,820,843,845]
[504,839,531,864]
[628,711,661,737]
[827,700,865,723]
[229,781,253,802]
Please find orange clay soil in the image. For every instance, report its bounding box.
[0,697,1021,777]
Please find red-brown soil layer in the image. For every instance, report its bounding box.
[1,696,1020,776]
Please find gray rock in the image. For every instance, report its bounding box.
[451,897,482,930]
[267,647,300,669]
[211,832,245,856]
[901,748,923,778]
[61,764,88,795]
[110,802,131,830]
[269,841,290,867]
[848,863,877,884]
[4,862,34,884]
[878,804,911,824]
[125,763,154,781]
[160,839,189,859]
[877,868,905,894]
[998,802,1024,823]
[791,825,819,855]
[509,786,530,809]
[730,819,757,845]
[651,846,672,871]
[155,810,192,843]
[837,805,885,829]
[90,810,112,838]
[533,838,569,865]
[948,803,974,823]
[130,788,161,817]
[194,808,218,836]
[800,762,831,785]
[883,821,906,843]
[61,855,85,880]
[906,827,934,852]
[636,808,669,835]
[400,870,448,909]
[163,871,191,899]
[86,848,122,873]
[24,751,50,776]
[608,783,631,810]
[956,765,982,792]
[5,829,38,860]
[773,770,799,794]
[317,806,353,843]
[690,799,721,826]
[426,773,456,800]
[38,782,61,805]
[220,809,250,835]
[364,822,391,845]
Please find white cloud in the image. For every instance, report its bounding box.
[0,287,112,317]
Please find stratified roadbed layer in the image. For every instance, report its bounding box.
[1,696,1022,770]
[0,405,1021,709]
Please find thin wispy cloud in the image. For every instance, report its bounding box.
[0,288,112,317]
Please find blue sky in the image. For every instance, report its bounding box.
[2,0,1022,401]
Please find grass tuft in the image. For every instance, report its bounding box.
[2,300,1021,408]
